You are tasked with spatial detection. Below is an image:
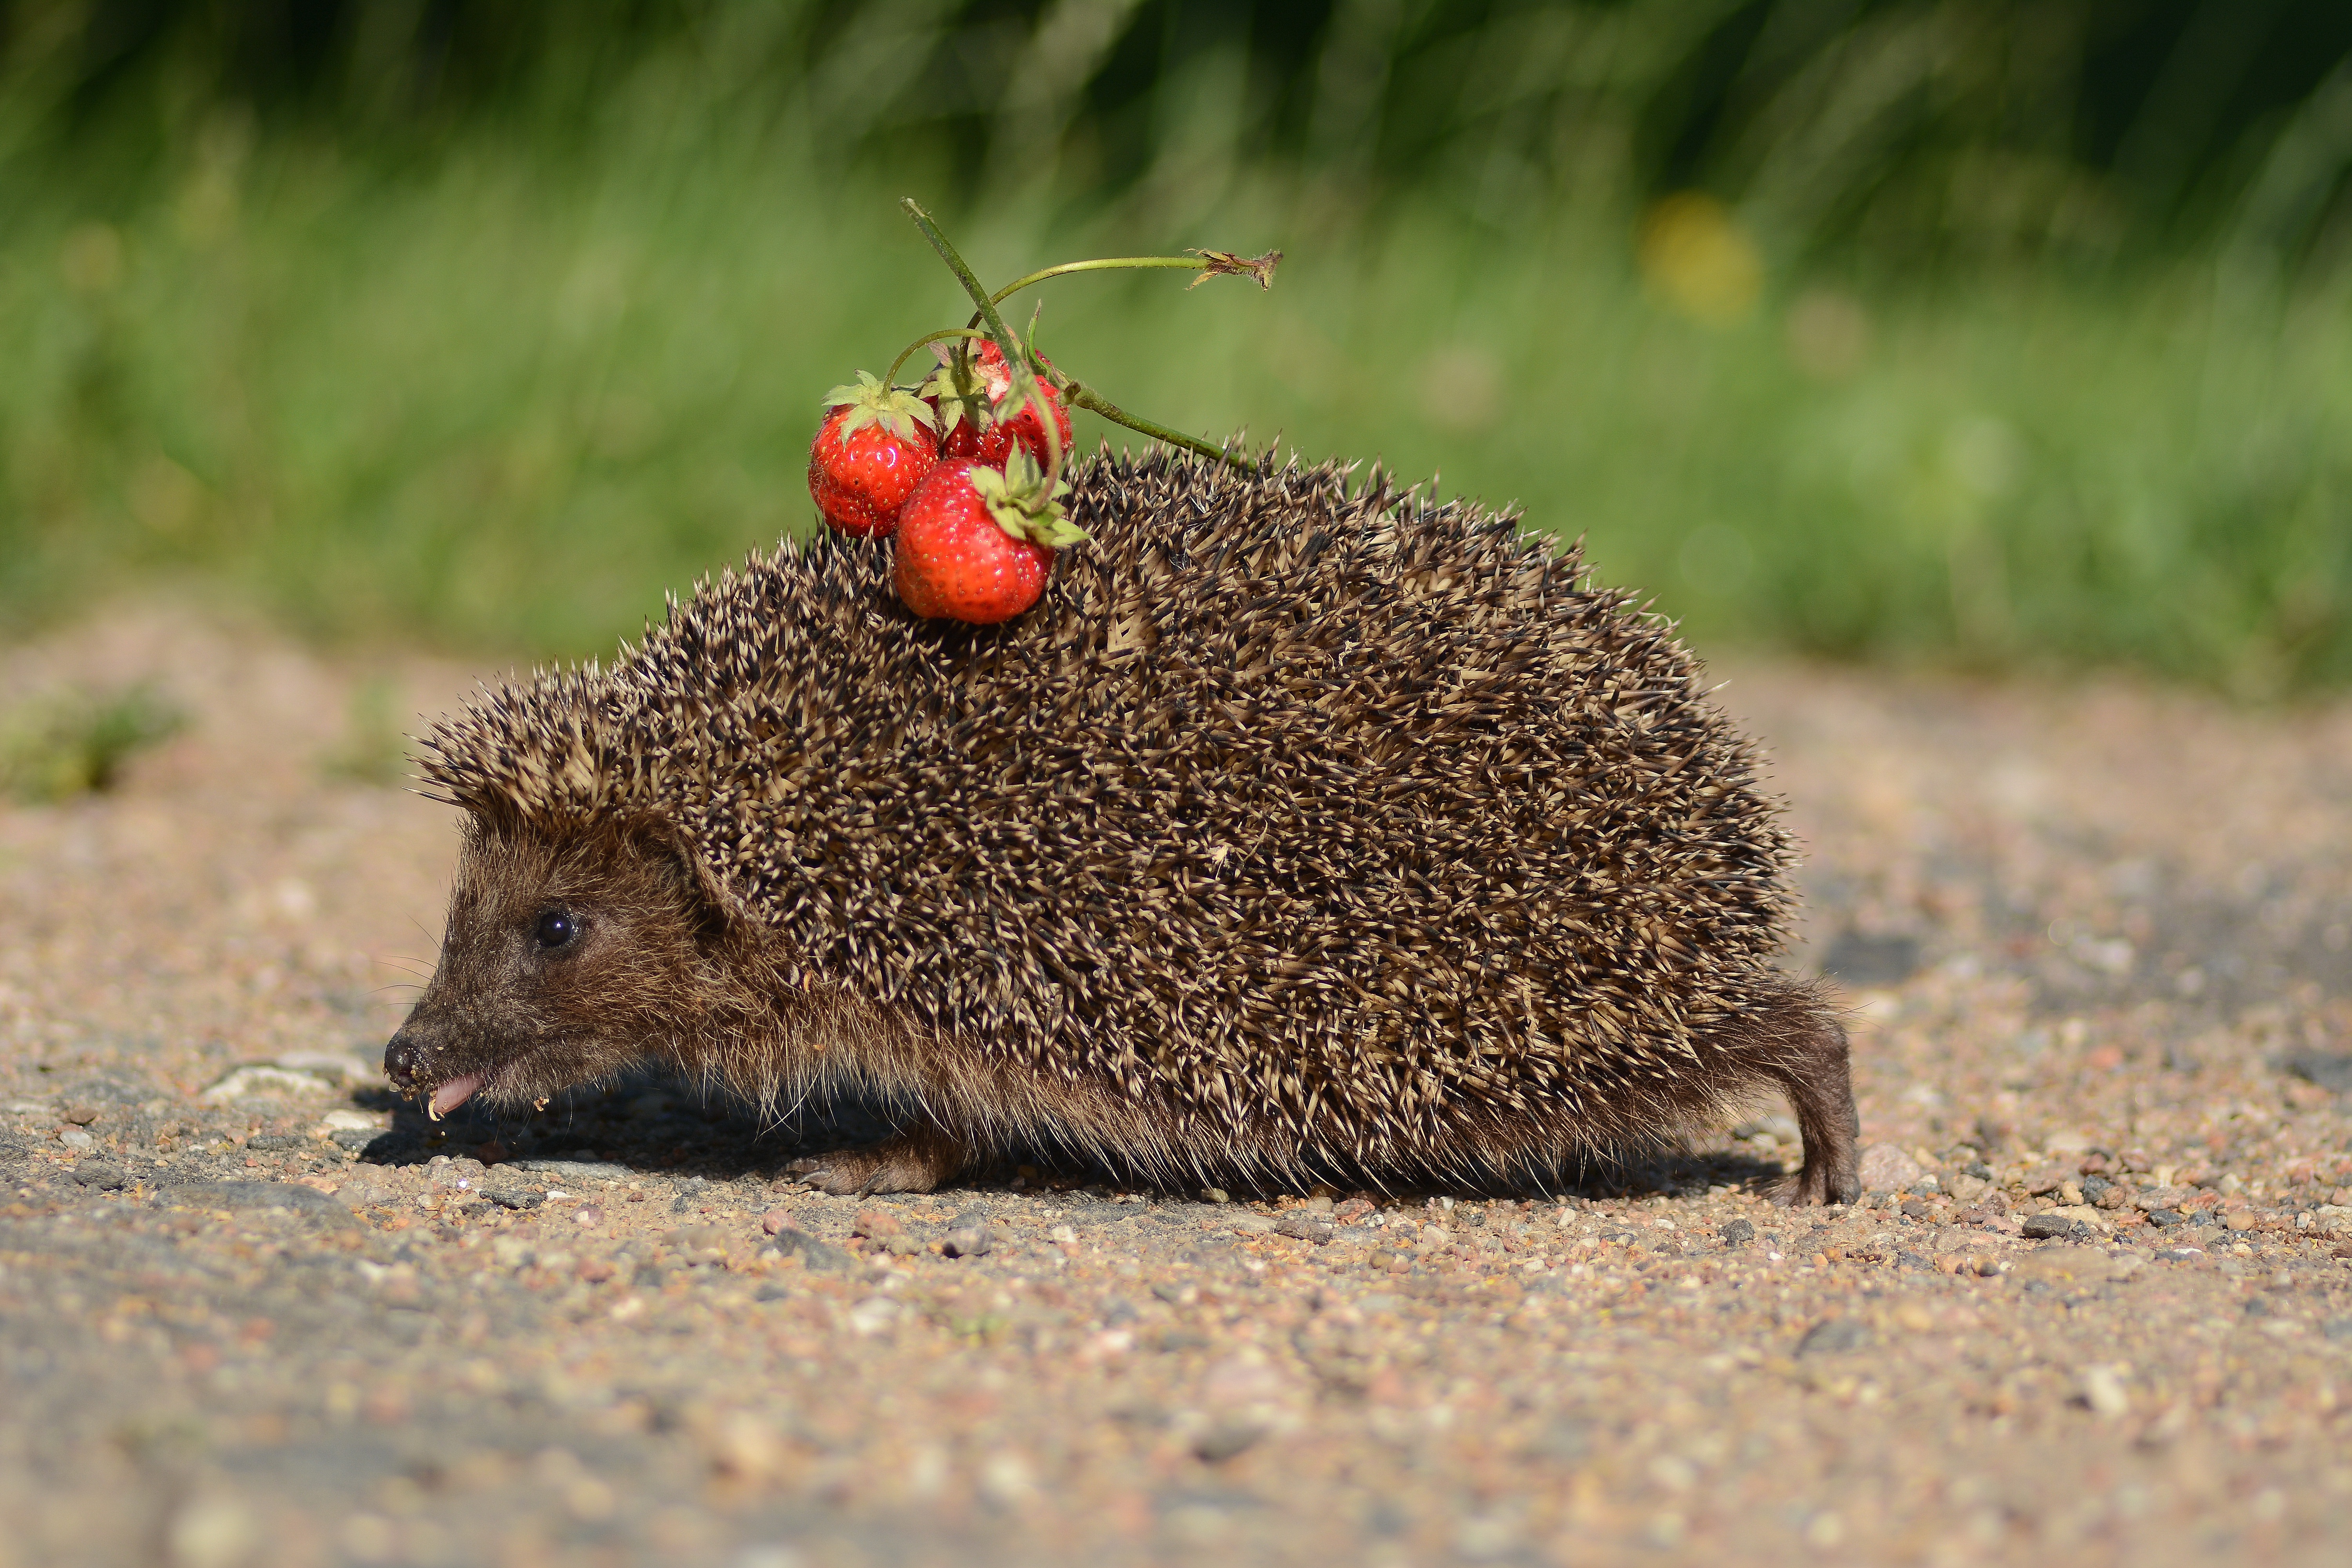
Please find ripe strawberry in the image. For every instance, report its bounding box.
[807,371,939,537]
[924,340,1074,470]
[893,452,1088,624]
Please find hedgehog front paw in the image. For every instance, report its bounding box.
[787,1126,967,1196]
[1769,1161,1855,1207]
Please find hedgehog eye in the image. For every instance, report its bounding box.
[532,909,580,951]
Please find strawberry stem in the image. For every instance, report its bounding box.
[900,202,1272,483]
[1056,376,1262,474]
[882,327,990,391]
[984,256,1206,308]
[901,200,1063,492]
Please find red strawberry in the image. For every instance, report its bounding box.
[924,341,1074,470]
[893,452,1088,624]
[808,371,939,537]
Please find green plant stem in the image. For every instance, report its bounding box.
[1058,378,1260,473]
[984,257,1205,309]
[901,199,1063,487]
[882,327,991,390]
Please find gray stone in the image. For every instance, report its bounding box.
[1191,1419,1268,1463]
[1720,1218,1756,1246]
[1859,1143,1925,1195]
[766,1229,861,1276]
[510,1158,631,1181]
[2021,1213,2088,1240]
[156,1180,341,1215]
[1797,1318,1870,1356]
[941,1222,995,1258]
[1524,1418,1591,1462]
[2281,1053,2352,1094]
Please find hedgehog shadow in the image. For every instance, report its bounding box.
[356,1063,912,1179]
[356,1065,1801,1203]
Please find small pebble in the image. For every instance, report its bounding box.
[2078,1365,2132,1419]
[573,1205,604,1226]
[1192,1418,1268,1463]
[666,1224,726,1256]
[769,1229,861,1275]
[761,1209,801,1236]
[1859,1143,1924,1194]
[1797,1318,1869,1356]
[941,1222,994,1258]
[2021,1213,2085,1240]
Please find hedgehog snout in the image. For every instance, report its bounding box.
[381,1025,434,1093]
[384,1008,468,1094]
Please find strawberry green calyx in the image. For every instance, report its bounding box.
[973,451,1087,548]
[821,370,937,446]
[920,346,995,436]
[882,327,990,393]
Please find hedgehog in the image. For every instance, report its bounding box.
[384,447,1859,1203]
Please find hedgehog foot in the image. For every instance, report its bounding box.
[1767,1012,1861,1207]
[787,1121,969,1196]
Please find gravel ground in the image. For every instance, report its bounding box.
[4,604,2351,1568]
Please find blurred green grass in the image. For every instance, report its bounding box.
[2,2,2348,691]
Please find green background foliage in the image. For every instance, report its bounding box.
[3,1,2349,690]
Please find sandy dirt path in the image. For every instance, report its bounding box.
[3,604,2350,1568]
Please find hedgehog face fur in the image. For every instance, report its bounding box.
[387,822,719,1116]
[386,448,1860,1203]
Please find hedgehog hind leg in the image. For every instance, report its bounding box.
[787,1116,969,1196]
[1758,989,1860,1207]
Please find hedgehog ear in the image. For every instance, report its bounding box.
[628,817,746,933]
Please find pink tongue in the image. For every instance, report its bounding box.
[430,1074,483,1118]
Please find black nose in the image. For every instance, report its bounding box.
[383,1030,428,1088]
